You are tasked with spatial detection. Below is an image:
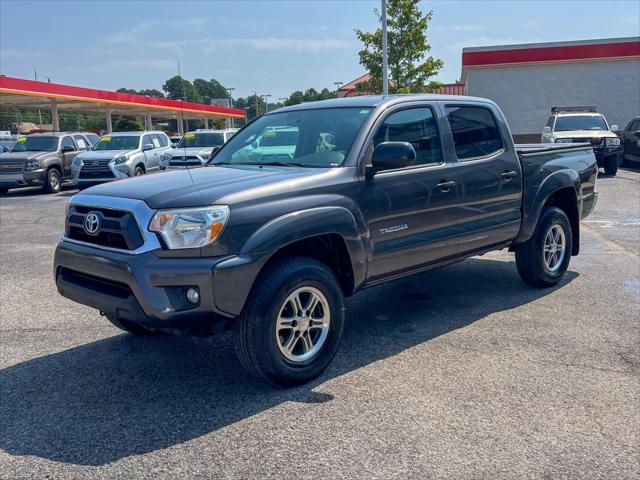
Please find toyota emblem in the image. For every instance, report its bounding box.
[83,212,101,235]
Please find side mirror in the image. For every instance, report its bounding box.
[543,126,551,135]
[62,145,75,153]
[610,125,618,132]
[143,143,154,151]
[369,142,416,175]
[171,143,177,148]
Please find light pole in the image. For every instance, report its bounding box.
[381,0,389,95]
[226,87,236,127]
[334,81,343,98]
[278,97,287,106]
[261,94,272,113]
[252,91,259,117]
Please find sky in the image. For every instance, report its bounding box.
[1,0,639,101]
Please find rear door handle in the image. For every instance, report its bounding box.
[501,170,517,180]
[436,180,456,192]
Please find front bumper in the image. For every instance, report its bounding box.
[0,169,47,189]
[54,240,234,329]
[593,146,622,165]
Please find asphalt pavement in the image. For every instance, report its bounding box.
[1,168,638,479]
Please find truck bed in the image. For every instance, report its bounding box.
[515,143,592,156]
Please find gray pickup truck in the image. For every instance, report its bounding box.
[54,95,598,385]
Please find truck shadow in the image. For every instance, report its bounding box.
[0,257,577,466]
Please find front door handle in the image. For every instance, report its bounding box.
[501,170,517,180]
[436,180,456,192]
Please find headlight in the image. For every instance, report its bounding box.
[72,157,83,167]
[113,154,130,165]
[149,206,230,249]
[605,137,621,146]
[555,138,572,143]
[24,159,40,171]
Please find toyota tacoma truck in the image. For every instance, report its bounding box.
[54,95,598,386]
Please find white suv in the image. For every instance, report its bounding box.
[160,129,238,169]
[72,131,172,188]
[542,107,622,175]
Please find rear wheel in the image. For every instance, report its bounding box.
[234,257,345,386]
[604,155,618,176]
[105,314,158,335]
[43,168,61,193]
[515,206,572,288]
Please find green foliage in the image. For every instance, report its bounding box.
[284,88,336,106]
[355,0,443,93]
[116,87,165,98]
[193,78,229,104]
[113,116,144,132]
[162,76,203,103]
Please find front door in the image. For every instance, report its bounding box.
[361,105,461,282]
[443,104,523,255]
[60,136,79,177]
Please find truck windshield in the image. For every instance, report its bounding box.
[178,132,225,148]
[555,115,608,132]
[10,136,58,152]
[209,107,372,167]
[92,135,140,150]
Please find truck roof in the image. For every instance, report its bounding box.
[24,131,95,137]
[272,94,496,113]
[104,131,167,136]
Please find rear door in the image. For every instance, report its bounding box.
[443,103,523,255]
[361,103,461,282]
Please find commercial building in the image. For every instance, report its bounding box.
[462,37,640,141]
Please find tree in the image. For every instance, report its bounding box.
[113,116,144,132]
[162,76,203,103]
[193,78,229,104]
[355,0,443,94]
[138,89,165,98]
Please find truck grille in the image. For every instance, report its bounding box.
[0,161,24,174]
[79,159,115,179]
[66,205,144,251]
[169,156,202,167]
[573,137,603,146]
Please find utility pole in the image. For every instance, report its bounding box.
[381,0,389,95]
[261,94,272,113]
[334,81,343,98]
[34,70,43,127]
[252,91,259,117]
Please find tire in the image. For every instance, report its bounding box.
[133,166,145,176]
[604,155,618,176]
[105,314,157,335]
[515,206,573,288]
[234,256,345,386]
[43,168,61,193]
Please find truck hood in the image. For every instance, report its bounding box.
[80,165,329,209]
[0,151,49,162]
[554,130,617,139]
[170,146,215,158]
[78,149,131,160]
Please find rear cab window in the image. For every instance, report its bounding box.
[445,105,504,160]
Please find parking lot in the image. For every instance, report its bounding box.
[0,168,638,479]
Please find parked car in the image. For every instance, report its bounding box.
[619,116,640,166]
[541,106,622,176]
[54,95,598,386]
[169,135,182,147]
[0,132,95,194]
[72,131,172,189]
[160,129,238,169]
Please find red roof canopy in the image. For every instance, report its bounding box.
[0,75,244,119]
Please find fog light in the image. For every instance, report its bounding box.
[186,287,200,304]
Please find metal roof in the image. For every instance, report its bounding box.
[0,75,245,120]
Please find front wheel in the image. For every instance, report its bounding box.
[515,206,573,288]
[234,257,345,386]
[43,168,61,193]
[133,166,145,176]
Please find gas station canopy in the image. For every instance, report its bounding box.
[0,75,245,133]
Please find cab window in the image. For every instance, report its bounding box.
[446,106,503,160]
[373,107,442,166]
[62,136,76,151]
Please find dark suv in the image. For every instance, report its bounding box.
[0,132,96,194]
